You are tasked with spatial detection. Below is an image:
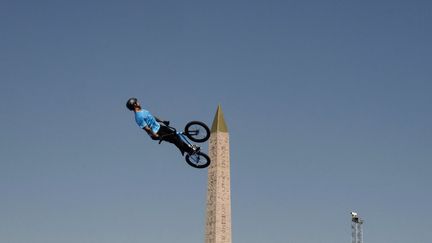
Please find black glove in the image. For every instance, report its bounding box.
[163,120,170,126]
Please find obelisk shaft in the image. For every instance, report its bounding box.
[205,105,232,243]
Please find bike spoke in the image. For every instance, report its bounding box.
[190,154,203,165]
[188,126,206,139]
[188,130,199,135]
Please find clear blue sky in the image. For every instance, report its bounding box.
[1,0,431,242]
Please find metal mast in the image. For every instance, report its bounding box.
[351,212,364,243]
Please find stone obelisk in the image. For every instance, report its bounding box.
[205,105,232,243]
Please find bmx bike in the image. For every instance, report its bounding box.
[158,121,211,169]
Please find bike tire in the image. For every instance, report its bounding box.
[184,121,210,143]
[185,152,211,169]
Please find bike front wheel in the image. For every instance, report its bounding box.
[185,152,211,169]
[184,121,210,143]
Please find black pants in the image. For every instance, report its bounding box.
[154,126,192,154]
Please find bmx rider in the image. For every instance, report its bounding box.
[126,97,197,156]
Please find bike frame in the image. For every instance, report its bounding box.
[156,121,211,168]
[177,131,193,147]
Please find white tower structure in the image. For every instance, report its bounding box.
[351,212,364,243]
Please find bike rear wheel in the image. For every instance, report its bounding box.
[185,152,211,169]
[184,121,210,143]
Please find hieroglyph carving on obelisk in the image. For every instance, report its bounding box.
[205,105,232,243]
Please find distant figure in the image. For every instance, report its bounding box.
[126,97,195,155]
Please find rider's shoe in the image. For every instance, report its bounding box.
[184,145,200,155]
[190,145,200,154]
